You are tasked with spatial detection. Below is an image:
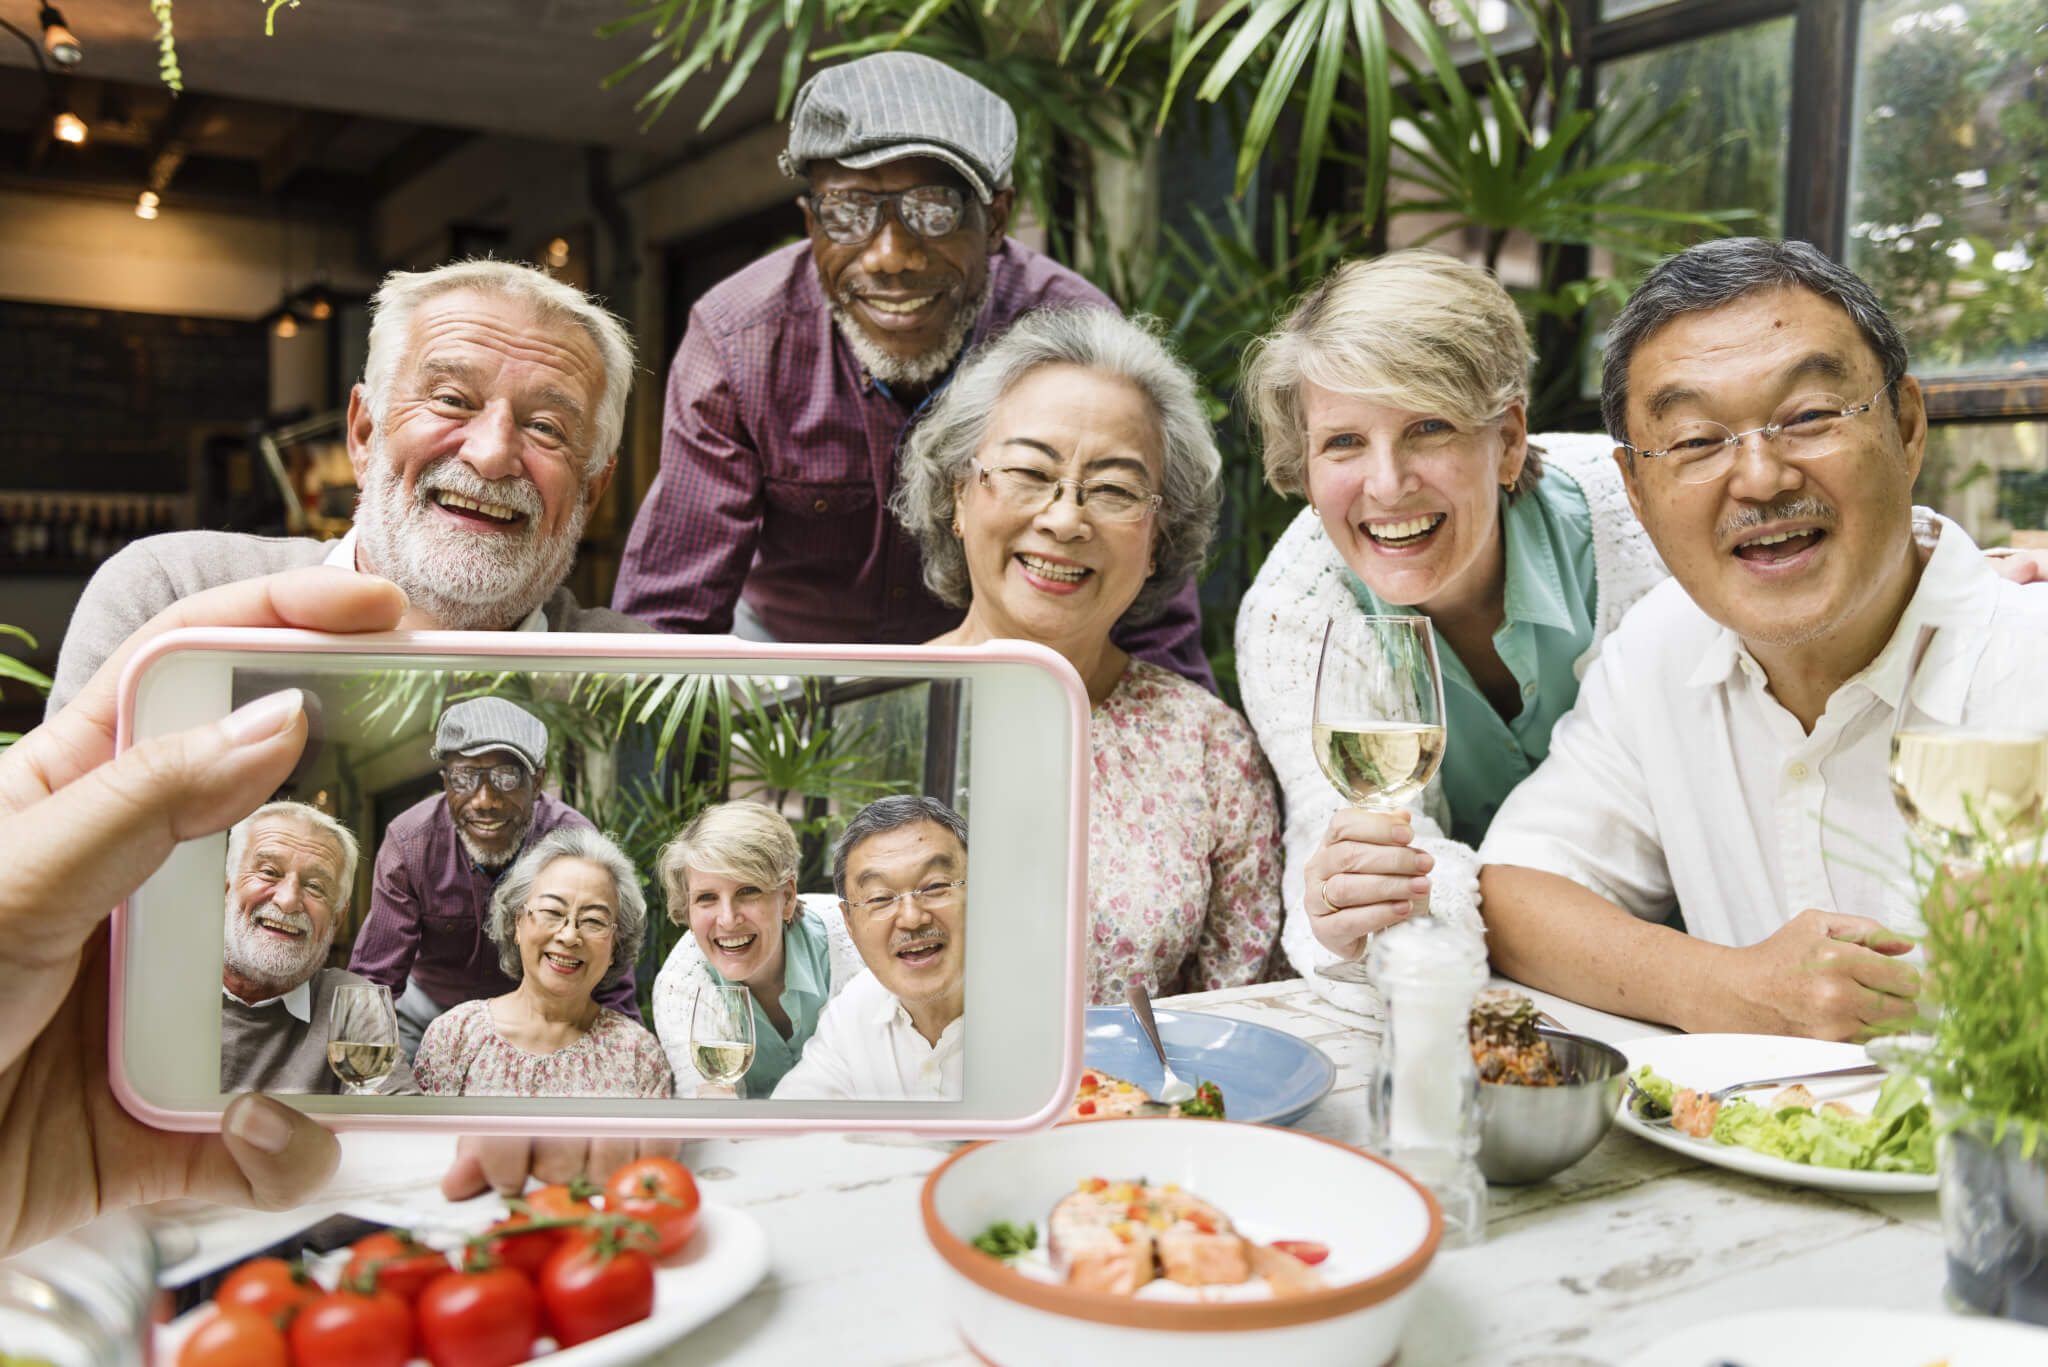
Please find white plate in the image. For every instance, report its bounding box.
[1623,1306,2048,1366]
[156,1200,768,1365]
[1615,1033,1937,1194]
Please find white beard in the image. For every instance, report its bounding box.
[223,891,337,998]
[828,271,990,390]
[456,821,527,871]
[353,439,588,631]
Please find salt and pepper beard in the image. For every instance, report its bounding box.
[454,814,534,872]
[828,269,992,391]
[222,889,338,1001]
[353,434,590,632]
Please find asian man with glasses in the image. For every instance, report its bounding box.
[349,697,642,1059]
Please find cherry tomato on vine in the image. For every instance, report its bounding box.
[525,1177,600,1225]
[176,1305,290,1367]
[287,1287,413,1367]
[214,1256,316,1323]
[1270,1239,1330,1266]
[464,1211,557,1279]
[416,1265,541,1367]
[343,1230,450,1305]
[604,1155,701,1258]
[539,1236,656,1347]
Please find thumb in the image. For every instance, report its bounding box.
[6,690,307,958]
[196,1094,342,1211]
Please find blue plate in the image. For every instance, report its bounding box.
[1082,1006,1336,1127]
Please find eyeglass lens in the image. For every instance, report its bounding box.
[810,186,965,245]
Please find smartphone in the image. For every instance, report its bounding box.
[112,629,1087,1138]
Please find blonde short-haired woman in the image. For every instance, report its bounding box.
[648,801,863,1097]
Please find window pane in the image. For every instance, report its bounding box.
[1917,422,2048,544]
[1582,19,1796,396]
[1848,0,2048,380]
[1428,0,1536,63]
[1601,0,1675,16]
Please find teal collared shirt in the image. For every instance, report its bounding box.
[1344,467,1598,845]
[706,908,832,1098]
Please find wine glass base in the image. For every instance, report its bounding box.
[1315,960,1375,986]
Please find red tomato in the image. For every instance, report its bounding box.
[603,1156,702,1258]
[288,1287,412,1367]
[465,1211,558,1279]
[539,1238,657,1347]
[1270,1239,1330,1265]
[177,1307,289,1367]
[526,1180,599,1224]
[343,1230,451,1305]
[416,1266,541,1367]
[214,1256,316,1323]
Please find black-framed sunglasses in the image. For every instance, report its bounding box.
[443,763,531,796]
[805,185,968,246]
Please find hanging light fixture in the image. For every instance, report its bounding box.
[274,313,299,339]
[39,6,81,66]
[52,108,86,143]
[135,190,159,220]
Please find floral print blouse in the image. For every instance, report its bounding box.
[414,998,674,1098]
[1087,660,1284,1002]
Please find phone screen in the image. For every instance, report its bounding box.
[215,660,973,1108]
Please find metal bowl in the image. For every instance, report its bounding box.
[1475,1028,1628,1185]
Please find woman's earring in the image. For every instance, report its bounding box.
[951,520,963,538]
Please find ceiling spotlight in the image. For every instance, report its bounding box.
[135,201,158,221]
[138,190,160,209]
[274,313,300,339]
[545,237,570,269]
[52,109,86,144]
[40,6,81,67]
[309,297,333,320]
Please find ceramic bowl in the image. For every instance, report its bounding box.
[921,1118,1441,1367]
[1475,1028,1628,1184]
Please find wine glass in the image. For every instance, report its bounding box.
[1889,622,2048,868]
[689,984,757,1095]
[326,982,398,1096]
[1312,613,1448,985]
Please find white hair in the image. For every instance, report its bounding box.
[360,259,636,475]
[225,801,360,911]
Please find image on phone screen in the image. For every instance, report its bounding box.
[215,660,972,1107]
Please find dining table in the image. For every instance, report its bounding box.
[142,975,1955,1366]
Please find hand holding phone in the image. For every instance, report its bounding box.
[0,566,405,1257]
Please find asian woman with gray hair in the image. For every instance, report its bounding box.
[893,307,1281,1003]
[413,826,672,1097]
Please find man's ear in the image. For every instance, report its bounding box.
[1613,444,1647,526]
[1893,373,1928,486]
[585,455,619,513]
[985,189,1014,252]
[345,384,375,485]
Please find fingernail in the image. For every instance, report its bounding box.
[1409,877,1431,893]
[221,688,303,745]
[225,1095,293,1154]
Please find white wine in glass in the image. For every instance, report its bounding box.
[1313,614,1447,985]
[326,982,398,1096]
[690,984,756,1092]
[1889,624,2048,865]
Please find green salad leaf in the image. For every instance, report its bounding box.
[1631,1064,1675,1114]
[971,1220,1038,1259]
[1637,1067,1934,1174]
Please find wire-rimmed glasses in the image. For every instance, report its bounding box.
[975,463,1162,522]
[1618,381,1894,485]
[841,878,967,924]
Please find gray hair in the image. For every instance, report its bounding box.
[1601,237,1909,447]
[361,259,636,476]
[225,801,360,912]
[1242,251,1542,499]
[486,826,648,992]
[657,801,801,927]
[891,308,1221,627]
[831,795,969,900]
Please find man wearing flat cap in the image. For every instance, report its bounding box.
[613,51,1212,689]
[349,697,640,1057]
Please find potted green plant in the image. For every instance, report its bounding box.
[1883,839,2048,1324]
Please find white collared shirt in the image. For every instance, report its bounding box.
[1479,513,2048,945]
[322,528,548,633]
[222,979,313,1022]
[770,969,964,1101]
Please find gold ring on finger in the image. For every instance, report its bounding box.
[1320,880,1342,914]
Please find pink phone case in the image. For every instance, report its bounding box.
[111,627,1089,1139]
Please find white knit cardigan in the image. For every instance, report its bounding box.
[1233,435,1669,1019]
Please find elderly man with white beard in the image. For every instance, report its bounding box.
[220,801,420,1095]
[46,259,649,713]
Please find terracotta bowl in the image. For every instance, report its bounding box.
[921,1118,1441,1367]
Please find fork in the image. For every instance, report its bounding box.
[1124,985,1197,1104]
[1627,1063,1886,1129]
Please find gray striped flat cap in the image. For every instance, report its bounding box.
[778,52,1015,203]
[432,697,548,773]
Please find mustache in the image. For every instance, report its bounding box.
[835,275,954,302]
[414,456,544,520]
[1720,495,1836,541]
[890,927,949,953]
[241,897,312,934]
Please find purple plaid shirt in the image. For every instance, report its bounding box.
[612,238,1214,689]
[347,792,641,1021]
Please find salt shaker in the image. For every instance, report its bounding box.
[1367,915,1488,1247]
